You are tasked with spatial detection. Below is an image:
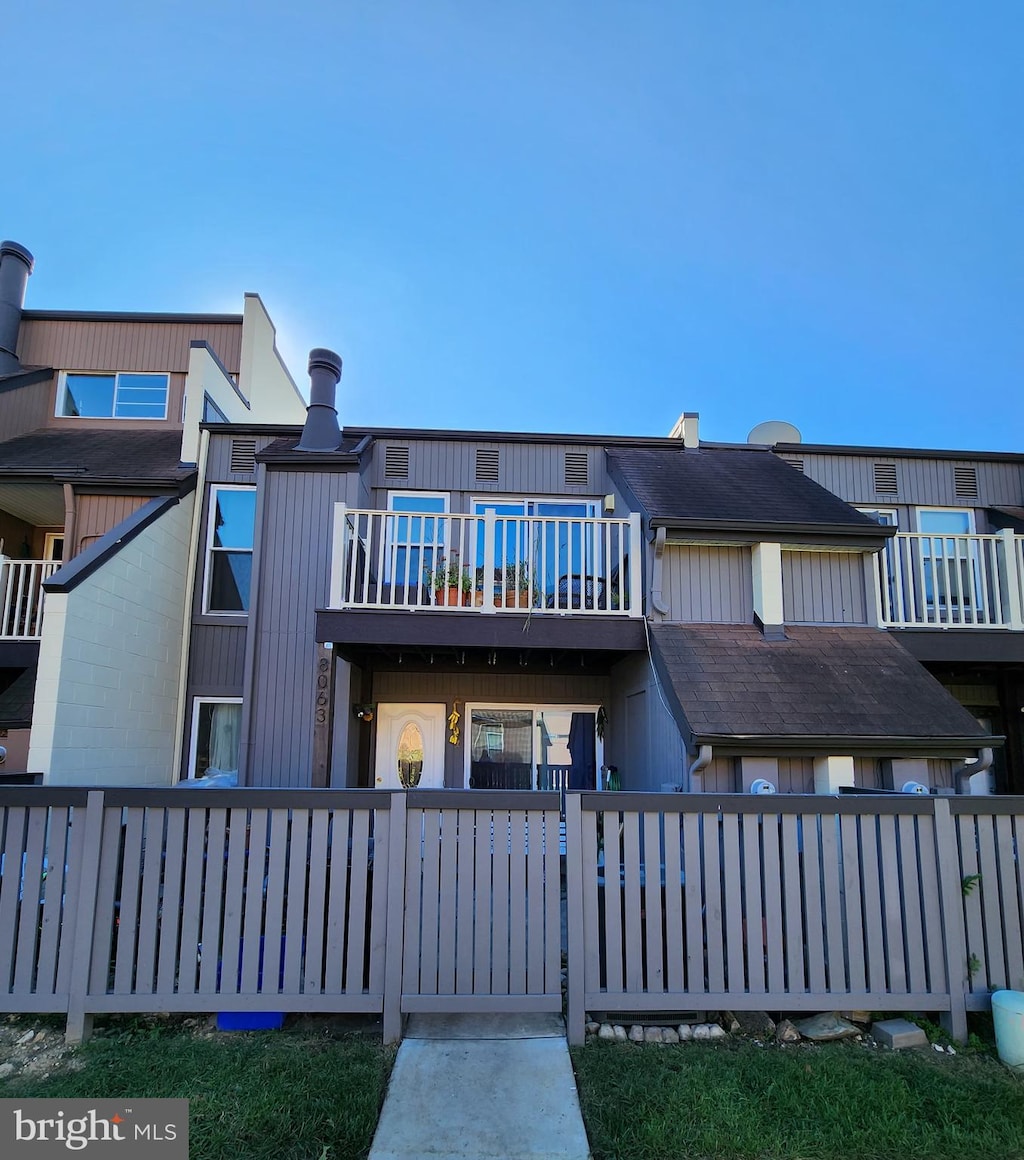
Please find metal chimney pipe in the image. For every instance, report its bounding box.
[296,347,343,452]
[0,241,35,375]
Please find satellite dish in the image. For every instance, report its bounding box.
[747,420,802,446]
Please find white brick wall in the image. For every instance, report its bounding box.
[30,495,195,786]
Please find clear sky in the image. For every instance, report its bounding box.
[5,2,1020,449]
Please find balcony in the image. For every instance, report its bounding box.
[328,505,643,617]
[0,559,59,640]
[877,531,1024,630]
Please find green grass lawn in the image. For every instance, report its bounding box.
[572,1038,1024,1160]
[4,1019,393,1160]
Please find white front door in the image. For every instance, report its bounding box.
[374,703,447,789]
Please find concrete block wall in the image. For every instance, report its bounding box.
[29,495,195,785]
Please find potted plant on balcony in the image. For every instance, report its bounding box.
[426,554,472,607]
[503,562,531,608]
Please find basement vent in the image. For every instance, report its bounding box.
[384,445,410,479]
[780,456,804,472]
[873,462,898,494]
[565,451,589,487]
[475,448,500,482]
[229,438,257,474]
[954,465,979,498]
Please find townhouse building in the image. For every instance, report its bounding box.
[177,350,995,796]
[0,238,306,782]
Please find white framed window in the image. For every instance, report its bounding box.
[188,697,242,780]
[464,702,604,791]
[385,491,450,588]
[42,532,65,562]
[204,485,257,613]
[914,508,975,534]
[857,508,898,527]
[57,371,169,419]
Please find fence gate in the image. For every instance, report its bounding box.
[398,791,564,1016]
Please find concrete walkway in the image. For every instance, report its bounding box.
[368,1013,592,1160]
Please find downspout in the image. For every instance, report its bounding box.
[686,744,712,792]
[650,526,669,617]
[61,484,77,561]
[954,748,994,795]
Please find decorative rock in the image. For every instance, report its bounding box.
[586,1021,601,1036]
[775,1019,802,1044]
[872,1018,928,1051]
[613,1025,627,1041]
[629,1025,645,1043]
[719,1010,741,1034]
[598,1024,616,1041]
[793,1012,861,1042]
[678,1024,693,1041]
[644,1027,664,1044]
[15,1030,35,1046]
[663,1028,679,1044]
[708,1024,727,1039]
[729,1011,776,1038]
[0,1063,15,1079]
[693,1024,711,1041]
[933,1042,944,1053]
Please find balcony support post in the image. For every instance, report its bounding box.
[998,529,1024,631]
[481,512,497,613]
[329,502,347,609]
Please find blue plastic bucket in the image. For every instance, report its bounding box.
[991,990,1024,1069]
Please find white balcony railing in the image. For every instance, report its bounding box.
[0,559,59,640]
[329,506,643,617]
[877,531,1024,630]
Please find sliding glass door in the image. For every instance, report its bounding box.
[466,704,601,790]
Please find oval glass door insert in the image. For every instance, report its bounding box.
[397,721,424,788]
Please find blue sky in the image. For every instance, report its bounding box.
[5,2,1020,449]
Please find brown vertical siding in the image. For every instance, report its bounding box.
[73,494,150,555]
[663,545,753,623]
[776,757,815,793]
[368,439,608,508]
[799,452,1024,512]
[245,469,356,787]
[187,625,247,694]
[17,319,242,375]
[0,375,55,441]
[782,550,869,625]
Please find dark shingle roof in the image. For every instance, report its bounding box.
[0,429,189,483]
[649,623,992,750]
[607,445,882,533]
[257,434,367,463]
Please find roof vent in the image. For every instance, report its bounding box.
[296,348,343,453]
[873,462,898,495]
[475,448,500,482]
[0,241,34,376]
[230,438,257,474]
[384,445,409,479]
[954,465,979,498]
[565,451,589,487]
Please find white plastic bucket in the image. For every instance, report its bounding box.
[991,990,1024,1069]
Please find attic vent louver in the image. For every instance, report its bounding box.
[780,456,804,472]
[384,446,409,478]
[476,448,500,482]
[565,451,589,486]
[873,462,898,494]
[230,438,257,474]
[954,465,979,498]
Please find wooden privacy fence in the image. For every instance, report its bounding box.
[1,788,1023,1045]
[564,793,1024,1044]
